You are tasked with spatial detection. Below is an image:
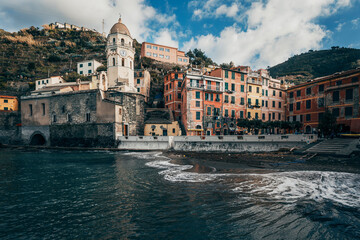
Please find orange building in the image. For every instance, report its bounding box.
[0,95,18,111]
[164,71,184,121]
[286,68,360,133]
[141,42,189,65]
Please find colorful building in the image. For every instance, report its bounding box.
[144,108,181,136]
[141,42,189,65]
[0,96,18,111]
[164,71,185,121]
[134,69,151,102]
[286,68,360,133]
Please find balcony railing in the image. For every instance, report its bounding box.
[187,83,224,92]
[247,79,262,85]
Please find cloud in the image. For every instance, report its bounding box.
[336,22,345,31]
[351,17,360,28]
[191,0,242,20]
[184,0,352,69]
[153,29,179,48]
[0,0,177,42]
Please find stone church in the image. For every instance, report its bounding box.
[21,19,145,147]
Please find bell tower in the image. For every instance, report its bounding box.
[106,18,135,91]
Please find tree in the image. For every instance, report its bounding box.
[318,109,338,136]
[96,65,106,72]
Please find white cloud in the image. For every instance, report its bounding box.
[351,17,360,28]
[153,29,179,48]
[184,0,352,69]
[215,3,239,18]
[0,0,177,42]
[191,0,242,20]
[336,22,345,31]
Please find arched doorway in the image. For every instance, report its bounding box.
[305,125,312,134]
[30,133,46,145]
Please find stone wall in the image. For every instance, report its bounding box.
[0,111,21,144]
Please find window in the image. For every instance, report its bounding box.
[137,88,140,93]
[159,47,164,51]
[169,95,172,100]
[247,112,251,119]
[42,103,45,115]
[4,99,8,103]
[88,70,92,74]
[80,64,83,68]
[232,72,235,79]
[166,96,168,101]
[225,70,228,78]
[178,58,182,62]
[178,81,182,87]
[173,128,175,134]
[241,85,244,92]
[146,52,151,56]
[178,104,181,109]
[80,71,83,74]
[159,54,164,58]
[153,53,158,57]
[4,107,8,110]
[262,89,264,96]
[273,90,276,96]
[52,114,57,123]
[196,112,201,120]
[241,74,244,81]
[38,81,40,85]
[289,103,293,112]
[346,89,353,100]
[333,91,339,102]
[113,58,115,66]
[319,84,324,93]
[86,113,91,122]
[262,100,264,107]
[165,56,170,59]
[240,111,244,118]
[184,59,188,62]
[166,85,168,91]
[262,113,265,120]
[332,108,339,117]
[205,93,209,100]
[231,96,235,104]
[240,97,244,105]
[224,82,228,90]
[297,90,301,97]
[352,77,359,83]
[318,113,324,121]
[196,91,200,99]
[248,98,251,105]
[318,98,324,107]
[255,113,259,119]
[207,107,211,115]
[306,114,311,121]
[345,107,353,117]
[170,83,172,89]
[29,104,33,116]
[306,87,311,95]
[231,84,235,91]
[67,114,72,123]
[225,109,229,117]
[249,86,252,92]
[88,62,92,66]
[196,101,200,107]
[137,79,141,84]
[279,102,282,108]
[296,102,301,110]
[153,46,158,50]
[256,87,259,93]
[266,90,268,96]
[216,122,220,127]
[278,113,281,120]
[272,113,275,120]
[231,110,235,118]
[210,94,213,101]
[178,93,181,99]
[165,48,170,52]
[279,92,282,97]
[121,38,124,46]
[225,95,229,103]
[336,80,342,86]
[269,113,271,121]
[147,45,151,49]
[290,92,294,98]
[272,101,275,107]
[306,100,311,109]
[265,101,268,107]
[255,99,259,106]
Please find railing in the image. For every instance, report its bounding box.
[187,83,224,92]
[247,79,262,85]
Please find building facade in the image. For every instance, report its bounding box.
[0,95,18,111]
[35,76,64,90]
[144,108,181,136]
[286,68,360,133]
[77,59,102,76]
[134,69,151,102]
[141,42,189,65]
[164,71,185,121]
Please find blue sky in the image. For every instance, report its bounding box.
[0,0,359,69]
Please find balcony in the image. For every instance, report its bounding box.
[187,83,224,92]
[247,79,262,85]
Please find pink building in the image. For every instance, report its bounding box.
[141,42,189,65]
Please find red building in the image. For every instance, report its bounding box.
[286,68,360,133]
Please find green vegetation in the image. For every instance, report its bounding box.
[318,109,340,137]
[186,48,215,67]
[269,47,360,83]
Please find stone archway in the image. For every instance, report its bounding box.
[29,132,46,146]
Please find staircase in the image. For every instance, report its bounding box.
[305,138,359,156]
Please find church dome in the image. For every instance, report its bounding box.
[110,18,131,37]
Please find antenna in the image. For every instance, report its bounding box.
[102,19,105,35]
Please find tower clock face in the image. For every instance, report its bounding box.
[120,50,127,57]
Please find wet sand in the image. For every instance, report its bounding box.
[164,151,360,174]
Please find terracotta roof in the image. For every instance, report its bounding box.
[110,18,131,36]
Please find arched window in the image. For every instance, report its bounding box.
[121,38,124,46]
[122,58,125,66]
[113,58,116,66]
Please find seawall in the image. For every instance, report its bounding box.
[117,134,317,152]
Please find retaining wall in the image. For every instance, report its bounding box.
[117,134,317,152]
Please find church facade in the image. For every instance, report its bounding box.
[20,19,145,147]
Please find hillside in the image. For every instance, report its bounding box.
[269,47,360,83]
[0,26,107,92]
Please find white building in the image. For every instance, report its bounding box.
[77,59,102,76]
[35,76,64,90]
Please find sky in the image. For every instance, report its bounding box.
[0,0,359,69]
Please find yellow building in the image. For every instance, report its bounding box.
[246,74,262,120]
[0,96,18,111]
[144,108,181,136]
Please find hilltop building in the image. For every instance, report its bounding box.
[141,42,189,66]
[35,76,64,90]
[77,59,102,76]
[21,18,146,146]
